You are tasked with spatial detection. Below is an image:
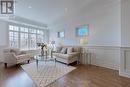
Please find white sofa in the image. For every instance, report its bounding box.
[3,48,31,67]
[53,46,81,65]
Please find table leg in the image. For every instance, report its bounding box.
[36,60,38,70]
[54,58,56,66]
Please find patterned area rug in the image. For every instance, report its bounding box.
[21,61,76,87]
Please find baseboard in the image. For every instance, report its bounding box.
[91,63,119,70]
[119,71,130,78]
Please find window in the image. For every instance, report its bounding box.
[76,26,89,37]
[20,33,28,50]
[9,25,47,50]
[9,25,19,48]
[29,34,36,49]
[37,30,44,43]
[9,31,19,48]
[29,28,36,33]
[20,27,29,50]
[20,27,28,32]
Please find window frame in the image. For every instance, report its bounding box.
[9,24,47,50]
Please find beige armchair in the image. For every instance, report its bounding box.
[3,48,31,67]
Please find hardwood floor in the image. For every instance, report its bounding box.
[0,63,130,87]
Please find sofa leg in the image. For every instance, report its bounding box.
[4,63,7,68]
[27,60,30,63]
[67,64,69,66]
[77,60,79,64]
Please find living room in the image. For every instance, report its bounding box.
[0,0,130,87]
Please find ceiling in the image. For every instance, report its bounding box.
[14,0,120,26]
[14,0,95,25]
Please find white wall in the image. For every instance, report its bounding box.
[121,0,130,47]
[0,20,9,62]
[0,20,8,46]
[50,1,121,47]
[50,1,121,70]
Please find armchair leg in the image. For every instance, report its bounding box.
[4,63,7,68]
[27,60,30,63]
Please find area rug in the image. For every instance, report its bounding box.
[21,61,76,87]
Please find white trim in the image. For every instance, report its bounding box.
[120,47,130,78]
[119,71,130,78]
[8,24,48,50]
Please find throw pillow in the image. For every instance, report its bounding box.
[67,47,73,54]
[60,48,67,54]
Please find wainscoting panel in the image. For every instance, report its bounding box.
[80,46,120,70]
[120,47,130,78]
[125,51,130,72]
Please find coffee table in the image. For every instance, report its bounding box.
[34,55,56,69]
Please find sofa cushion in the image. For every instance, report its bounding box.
[60,48,67,54]
[67,47,73,54]
[68,52,79,55]
[58,54,72,59]
[53,52,79,59]
[53,53,70,59]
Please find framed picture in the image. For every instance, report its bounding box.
[76,25,89,37]
[57,31,65,38]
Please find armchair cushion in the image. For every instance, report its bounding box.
[16,54,30,59]
[17,51,26,55]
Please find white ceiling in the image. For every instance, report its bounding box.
[14,0,120,26]
[15,0,95,25]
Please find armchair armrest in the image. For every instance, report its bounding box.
[3,53,17,63]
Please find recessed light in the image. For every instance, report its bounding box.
[65,8,68,12]
[28,6,32,9]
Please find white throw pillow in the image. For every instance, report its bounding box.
[67,47,73,54]
[60,48,67,54]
